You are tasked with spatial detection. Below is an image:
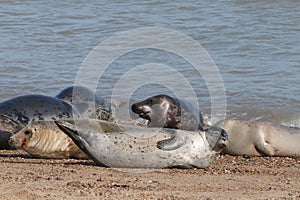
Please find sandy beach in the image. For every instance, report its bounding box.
[0,150,299,200]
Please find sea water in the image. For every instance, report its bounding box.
[0,1,299,126]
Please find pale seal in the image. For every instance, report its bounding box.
[55,86,112,121]
[131,94,205,131]
[0,94,81,149]
[55,120,228,169]
[9,120,89,159]
[218,119,300,157]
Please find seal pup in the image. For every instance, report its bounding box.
[131,94,205,131]
[9,120,89,159]
[55,120,228,169]
[0,94,81,149]
[55,86,112,121]
[9,119,137,159]
[218,119,300,157]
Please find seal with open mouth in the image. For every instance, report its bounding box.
[131,94,206,131]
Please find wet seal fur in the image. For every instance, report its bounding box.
[218,119,300,157]
[55,119,228,169]
[55,86,112,121]
[0,94,81,149]
[131,94,205,131]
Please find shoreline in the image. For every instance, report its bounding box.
[0,150,299,199]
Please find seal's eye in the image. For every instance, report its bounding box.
[148,99,153,105]
[24,130,31,136]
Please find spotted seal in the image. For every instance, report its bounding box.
[218,119,300,157]
[0,94,81,149]
[131,94,205,131]
[55,86,112,121]
[55,120,228,168]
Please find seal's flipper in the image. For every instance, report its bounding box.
[157,134,185,151]
[254,140,276,156]
[0,114,24,149]
[0,131,14,150]
[0,114,24,133]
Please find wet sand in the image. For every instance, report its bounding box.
[0,150,299,200]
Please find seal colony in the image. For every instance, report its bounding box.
[1,87,299,169]
[0,86,111,150]
[55,120,228,168]
[132,95,300,158]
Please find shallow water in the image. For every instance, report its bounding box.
[0,1,299,126]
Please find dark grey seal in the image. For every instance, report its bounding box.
[55,120,228,169]
[55,85,112,121]
[131,94,205,131]
[0,94,81,149]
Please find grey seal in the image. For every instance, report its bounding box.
[55,120,228,169]
[0,94,81,149]
[219,119,300,157]
[55,86,112,121]
[131,94,205,131]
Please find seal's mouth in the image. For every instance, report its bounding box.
[139,111,151,121]
[132,104,152,121]
[21,138,27,149]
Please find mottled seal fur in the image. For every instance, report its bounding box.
[55,86,112,121]
[131,94,205,131]
[0,114,24,149]
[218,119,300,157]
[0,94,80,125]
[0,94,81,149]
[55,120,228,169]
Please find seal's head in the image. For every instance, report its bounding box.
[205,126,228,152]
[9,124,37,150]
[131,94,181,128]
